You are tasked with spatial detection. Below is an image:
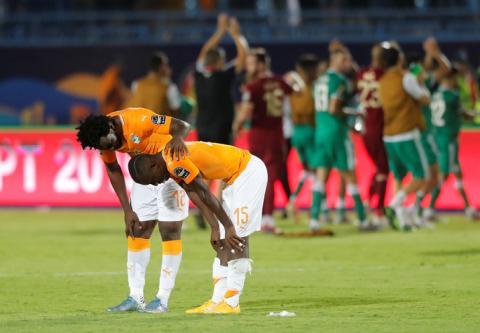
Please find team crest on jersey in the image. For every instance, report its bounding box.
[151,115,166,125]
[130,134,141,144]
[173,167,190,179]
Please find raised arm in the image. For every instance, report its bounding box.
[423,37,451,81]
[228,17,249,73]
[197,14,228,64]
[181,176,245,252]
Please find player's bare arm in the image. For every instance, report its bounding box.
[104,160,139,238]
[180,176,246,253]
[423,37,451,80]
[197,14,228,63]
[228,17,249,73]
[165,118,191,161]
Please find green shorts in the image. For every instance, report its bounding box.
[291,124,315,168]
[312,135,355,171]
[421,131,438,166]
[384,133,429,180]
[435,135,460,175]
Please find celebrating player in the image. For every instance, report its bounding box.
[128,141,267,314]
[356,44,389,224]
[378,42,430,230]
[311,47,374,231]
[76,108,190,313]
[426,68,478,219]
[284,54,319,219]
[233,48,293,233]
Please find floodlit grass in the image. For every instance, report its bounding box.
[0,209,479,333]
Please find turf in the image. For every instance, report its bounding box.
[1,209,479,333]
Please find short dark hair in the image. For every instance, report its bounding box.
[296,53,319,71]
[128,154,150,184]
[379,42,400,69]
[150,52,169,71]
[76,114,111,149]
[204,47,225,67]
[250,48,271,67]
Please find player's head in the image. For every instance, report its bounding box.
[76,115,120,150]
[379,41,403,70]
[128,154,169,185]
[246,48,271,77]
[150,51,171,77]
[329,48,349,73]
[441,66,460,88]
[204,47,226,69]
[295,53,320,82]
[371,43,383,67]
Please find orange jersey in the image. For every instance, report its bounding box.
[100,107,172,163]
[163,142,251,185]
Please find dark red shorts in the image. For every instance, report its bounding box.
[248,128,285,181]
[362,130,389,175]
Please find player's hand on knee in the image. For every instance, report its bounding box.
[124,209,141,238]
[225,226,245,253]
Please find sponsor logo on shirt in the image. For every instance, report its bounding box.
[151,115,166,125]
[130,134,141,144]
[174,167,190,179]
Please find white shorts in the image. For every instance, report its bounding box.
[219,155,268,238]
[131,178,189,222]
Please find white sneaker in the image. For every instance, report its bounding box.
[394,206,414,231]
[465,207,479,220]
[309,219,321,231]
[423,207,436,221]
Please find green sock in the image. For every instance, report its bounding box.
[291,175,308,200]
[415,191,425,217]
[337,199,346,220]
[352,194,366,222]
[429,187,440,209]
[311,191,325,220]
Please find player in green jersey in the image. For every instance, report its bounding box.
[424,68,478,220]
[311,47,375,231]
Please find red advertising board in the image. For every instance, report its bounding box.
[0,129,479,209]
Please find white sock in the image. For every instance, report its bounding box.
[336,197,345,210]
[224,258,252,307]
[389,190,406,208]
[211,257,228,304]
[262,215,274,227]
[156,240,182,307]
[127,248,150,302]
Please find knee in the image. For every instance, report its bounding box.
[159,222,182,241]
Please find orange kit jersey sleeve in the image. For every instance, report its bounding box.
[100,108,173,163]
[163,151,200,184]
[178,142,251,184]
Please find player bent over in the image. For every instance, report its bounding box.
[128,141,267,314]
[76,108,190,313]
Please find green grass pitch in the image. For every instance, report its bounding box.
[1,209,479,333]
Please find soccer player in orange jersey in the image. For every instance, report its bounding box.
[128,141,268,314]
[76,107,190,313]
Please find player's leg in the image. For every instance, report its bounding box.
[335,176,347,224]
[107,183,159,312]
[335,137,369,228]
[212,155,267,313]
[145,179,188,313]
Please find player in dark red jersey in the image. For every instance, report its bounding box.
[356,44,389,224]
[233,48,293,233]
